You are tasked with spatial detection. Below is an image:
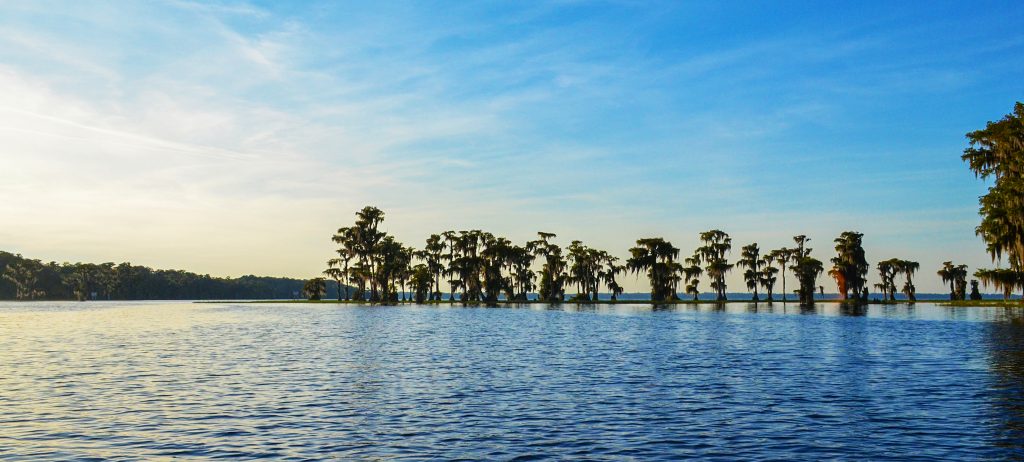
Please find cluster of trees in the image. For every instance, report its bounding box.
[325,207,956,304]
[314,103,1024,305]
[874,258,921,301]
[938,261,971,301]
[962,102,1024,300]
[0,251,320,301]
[323,208,623,304]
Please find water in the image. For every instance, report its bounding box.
[2,301,1024,460]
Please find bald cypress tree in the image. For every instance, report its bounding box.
[828,231,869,301]
[962,103,1024,298]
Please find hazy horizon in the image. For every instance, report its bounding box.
[2,1,1023,293]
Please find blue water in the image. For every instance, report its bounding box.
[2,301,1023,460]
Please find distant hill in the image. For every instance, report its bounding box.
[0,250,352,301]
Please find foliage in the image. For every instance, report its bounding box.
[419,234,446,301]
[602,254,625,301]
[567,241,612,302]
[692,230,733,301]
[766,248,794,302]
[970,280,983,300]
[874,259,899,301]
[0,251,321,301]
[937,261,969,301]
[962,102,1024,272]
[682,255,702,301]
[737,243,762,301]
[962,102,1024,299]
[760,264,779,301]
[1,259,46,300]
[871,258,919,301]
[410,264,433,303]
[529,232,567,302]
[303,277,327,300]
[828,231,869,301]
[788,236,822,304]
[974,268,1023,300]
[627,238,682,302]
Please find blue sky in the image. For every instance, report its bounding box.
[1,1,1022,292]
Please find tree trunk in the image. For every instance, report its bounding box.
[781,269,787,302]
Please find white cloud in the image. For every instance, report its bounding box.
[0,1,1011,294]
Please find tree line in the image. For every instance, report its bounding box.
[315,206,1000,304]
[311,102,1024,304]
[0,251,332,301]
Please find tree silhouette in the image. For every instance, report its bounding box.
[789,236,822,304]
[323,260,345,301]
[354,206,386,301]
[317,206,1019,306]
[420,234,446,301]
[303,277,326,301]
[601,253,625,301]
[897,260,920,301]
[331,226,356,300]
[738,243,762,301]
[760,263,779,301]
[682,255,702,301]
[410,264,432,303]
[441,231,459,301]
[829,231,869,301]
[509,244,535,301]
[566,242,614,302]
[937,261,969,301]
[970,279,983,300]
[375,236,411,303]
[627,237,682,302]
[693,230,733,301]
[2,260,45,300]
[875,258,899,301]
[974,268,1023,300]
[529,232,567,302]
[962,102,1024,292]
[766,248,793,302]
[481,233,512,303]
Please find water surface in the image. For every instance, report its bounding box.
[2,301,1024,460]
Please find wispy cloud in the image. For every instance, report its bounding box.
[0,1,1020,291]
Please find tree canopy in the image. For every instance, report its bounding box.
[962,102,1024,298]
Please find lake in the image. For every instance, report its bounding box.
[2,301,1024,460]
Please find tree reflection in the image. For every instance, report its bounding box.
[986,311,1024,452]
[797,305,817,315]
[838,304,868,317]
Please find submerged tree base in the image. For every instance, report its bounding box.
[202,298,1023,307]
[940,299,1024,307]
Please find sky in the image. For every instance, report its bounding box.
[1,1,1022,293]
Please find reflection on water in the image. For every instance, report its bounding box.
[986,314,1024,449]
[1,301,1024,459]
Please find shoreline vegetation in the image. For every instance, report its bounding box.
[209,298,1024,307]
[0,250,338,302]
[310,202,1020,306]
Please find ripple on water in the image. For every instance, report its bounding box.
[1,301,1024,460]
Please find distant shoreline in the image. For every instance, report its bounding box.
[197,299,1024,307]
